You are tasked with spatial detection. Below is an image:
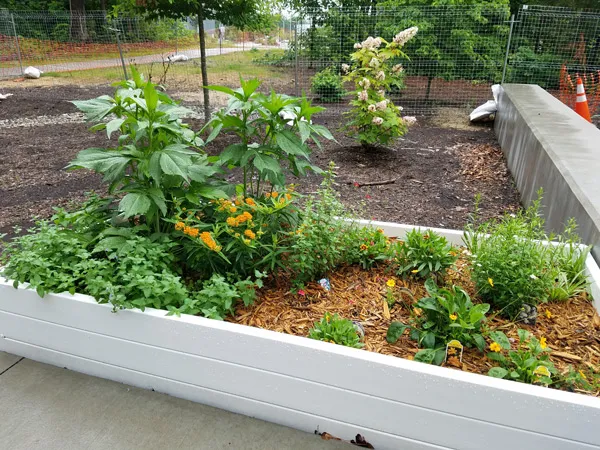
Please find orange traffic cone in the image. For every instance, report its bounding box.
[575,76,592,122]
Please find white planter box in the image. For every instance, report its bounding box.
[1,221,599,450]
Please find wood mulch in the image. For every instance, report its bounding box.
[228,254,600,396]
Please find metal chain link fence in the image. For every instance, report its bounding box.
[0,6,599,116]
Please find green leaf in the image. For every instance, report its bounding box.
[93,236,127,253]
[472,334,486,352]
[188,164,219,183]
[421,331,436,349]
[489,331,511,350]
[220,143,247,165]
[310,124,335,141]
[67,148,130,184]
[119,193,151,218]
[205,123,223,145]
[144,82,159,111]
[276,130,308,156]
[488,367,508,378]
[106,118,125,138]
[386,322,409,343]
[160,152,189,180]
[517,328,531,343]
[253,153,280,174]
[205,85,237,96]
[469,303,490,323]
[414,349,436,364]
[147,188,167,216]
[195,185,229,200]
[298,120,310,143]
[72,96,115,122]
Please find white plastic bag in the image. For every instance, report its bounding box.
[469,84,501,122]
[167,54,189,63]
[0,93,13,100]
[23,66,43,79]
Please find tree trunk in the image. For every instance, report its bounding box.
[425,76,433,102]
[197,13,210,122]
[69,0,88,41]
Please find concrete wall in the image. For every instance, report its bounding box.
[495,84,600,262]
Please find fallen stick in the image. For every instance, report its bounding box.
[348,178,398,187]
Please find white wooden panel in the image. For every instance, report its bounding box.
[2,311,595,450]
[1,285,600,448]
[0,340,449,450]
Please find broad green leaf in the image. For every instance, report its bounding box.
[160,152,189,180]
[414,349,436,364]
[486,352,506,363]
[489,331,511,350]
[276,130,307,156]
[298,120,310,143]
[144,82,159,111]
[67,148,130,183]
[195,185,229,200]
[148,152,162,183]
[422,331,436,349]
[310,124,335,141]
[469,303,490,323]
[240,77,262,98]
[119,193,151,218]
[93,236,127,253]
[488,367,508,378]
[220,143,247,165]
[71,96,115,122]
[205,123,223,145]
[517,328,531,343]
[147,188,167,216]
[386,322,409,343]
[188,164,219,183]
[106,118,125,138]
[205,85,237,96]
[472,334,486,352]
[162,144,198,156]
[253,153,280,174]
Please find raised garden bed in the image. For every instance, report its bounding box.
[1,221,599,450]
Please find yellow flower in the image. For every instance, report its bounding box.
[244,229,256,240]
[489,342,502,352]
[245,197,256,206]
[229,206,237,213]
[285,193,292,201]
[488,278,494,287]
[235,199,242,206]
[272,191,279,197]
[234,232,240,238]
[226,217,237,227]
[386,279,396,288]
[377,228,384,234]
[187,228,199,238]
[411,269,419,274]
[579,370,587,380]
[539,337,547,349]
[243,238,251,245]
[360,244,368,251]
[449,313,457,321]
[326,314,331,322]
[545,309,552,319]
[214,245,222,252]
[265,192,271,198]
[174,221,185,231]
[200,232,218,251]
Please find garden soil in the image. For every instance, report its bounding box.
[1,85,520,237]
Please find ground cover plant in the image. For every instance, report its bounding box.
[1,62,598,397]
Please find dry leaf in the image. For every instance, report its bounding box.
[382,299,390,320]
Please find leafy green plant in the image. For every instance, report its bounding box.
[171,192,298,279]
[308,312,364,348]
[167,273,264,320]
[342,29,416,146]
[486,329,557,385]
[464,191,590,317]
[387,279,489,365]
[68,66,225,233]
[345,226,392,270]
[311,67,346,102]
[394,228,458,279]
[205,77,335,197]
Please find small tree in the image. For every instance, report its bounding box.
[118,0,279,122]
[342,28,417,147]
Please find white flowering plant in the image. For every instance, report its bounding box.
[342,27,418,146]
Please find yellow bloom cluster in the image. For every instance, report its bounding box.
[200,232,221,252]
[386,279,396,288]
[245,197,256,206]
[489,342,502,352]
[244,229,256,240]
[228,211,253,227]
[175,221,200,238]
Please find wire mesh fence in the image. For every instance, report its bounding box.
[0,10,287,90]
[1,6,599,116]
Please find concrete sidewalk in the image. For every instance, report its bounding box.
[0,352,348,450]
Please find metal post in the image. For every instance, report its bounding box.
[113,28,128,81]
[501,14,516,85]
[10,14,24,77]
[294,20,299,96]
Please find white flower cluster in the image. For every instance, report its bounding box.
[392,64,404,74]
[354,43,362,49]
[341,63,350,73]
[369,58,380,68]
[358,90,369,102]
[372,117,384,125]
[403,116,417,126]
[393,26,418,46]
[359,36,382,50]
[367,104,376,112]
[375,71,385,81]
[375,100,388,111]
[358,78,371,89]
[377,89,385,97]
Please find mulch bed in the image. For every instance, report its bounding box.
[228,255,600,396]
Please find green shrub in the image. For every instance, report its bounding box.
[311,67,345,103]
[308,313,364,348]
[394,228,458,279]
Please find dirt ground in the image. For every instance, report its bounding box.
[0,84,521,237]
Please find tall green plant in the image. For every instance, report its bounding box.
[67,67,226,233]
[205,77,334,197]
